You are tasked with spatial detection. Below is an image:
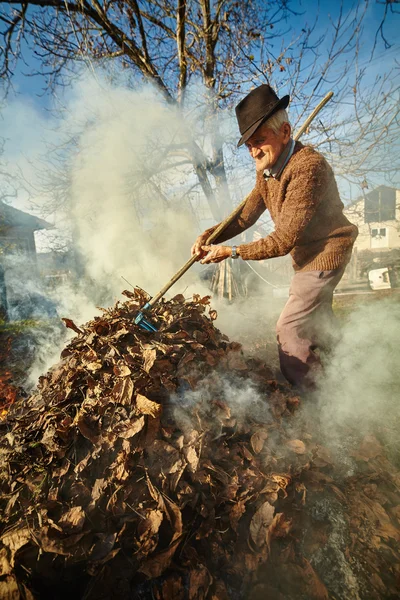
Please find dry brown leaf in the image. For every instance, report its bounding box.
[114,415,145,440]
[188,565,212,599]
[229,500,247,532]
[1,528,31,558]
[286,439,306,455]
[249,501,275,547]
[89,533,117,562]
[76,412,100,444]
[351,434,384,462]
[161,496,183,543]
[138,538,180,579]
[40,424,60,452]
[266,513,291,547]
[113,364,131,377]
[138,510,163,542]
[62,318,83,334]
[90,478,108,506]
[0,548,12,577]
[148,440,183,476]
[143,348,157,373]
[160,575,185,600]
[146,472,160,503]
[227,353,248,371]
[3,286,398,599]
[85,361,103,372]
[136,394,162,418]
[58,506,85,533]
[184,445,199,473]
[112,377,134,405]
[39,528,85,556]
[0,575,21,600]
[93,320,110,336]
[250,430,268,454]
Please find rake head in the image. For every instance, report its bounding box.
[134,302,158,332]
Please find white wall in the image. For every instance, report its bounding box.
[344,189,400,252]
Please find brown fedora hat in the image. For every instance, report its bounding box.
[235,84,290,147]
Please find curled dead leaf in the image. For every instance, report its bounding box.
[250,430,268,454]
[61,318,83,335]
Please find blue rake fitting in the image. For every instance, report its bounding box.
[134,302,158,332]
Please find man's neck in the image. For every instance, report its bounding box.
[264,137,295,180]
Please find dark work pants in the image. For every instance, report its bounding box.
[276,268,345,388]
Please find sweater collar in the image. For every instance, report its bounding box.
[263,137,295,180]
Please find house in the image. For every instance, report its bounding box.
[344,185,400,252]
[0,201,52,320]
[0,201,52,258]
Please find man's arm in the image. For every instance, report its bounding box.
[237,156,327,261]
[191,184,266,259]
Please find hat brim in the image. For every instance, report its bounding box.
[237,95,290,148]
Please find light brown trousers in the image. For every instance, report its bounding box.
[276,267,345,388]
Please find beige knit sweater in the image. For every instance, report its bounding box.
[207,142,358,272]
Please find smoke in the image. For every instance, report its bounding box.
[292,298,400,465]
[0,77,216,381]
[170,372,273,438]
[65,79,201,298]
[0,252,98,390]
[2,74,288,386]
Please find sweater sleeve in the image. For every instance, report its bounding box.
[203,184,267,245]
[238,155,328,261]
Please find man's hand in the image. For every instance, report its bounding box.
[191,232,210,261]
[200,245,231,264]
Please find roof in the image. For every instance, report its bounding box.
[0,201,53,231]
[364,184,398,198]
[345,184,399,209]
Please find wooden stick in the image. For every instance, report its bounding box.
[147,91,334,308]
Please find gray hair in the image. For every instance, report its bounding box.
[263,109,290,134]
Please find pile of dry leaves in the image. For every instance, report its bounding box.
[0,289,399,600]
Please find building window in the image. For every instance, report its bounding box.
[371,228,386,238]
[371,227,388,249]
[364,188,396,223]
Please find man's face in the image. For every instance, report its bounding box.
[245,121,291,172]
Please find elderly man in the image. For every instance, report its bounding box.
[191,84,358,389]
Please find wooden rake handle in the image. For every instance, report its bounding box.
[147,91,334,309]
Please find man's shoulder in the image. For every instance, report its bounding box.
[292,142,325,162]
[286,143,330,174]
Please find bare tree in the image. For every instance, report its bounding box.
[0,0,398,224]
[0,0,297,220]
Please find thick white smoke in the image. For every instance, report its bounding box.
[66,79,200,297]
[314,299,400,445]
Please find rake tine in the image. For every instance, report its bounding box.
[141,319,158,332]
[135,315,158,332]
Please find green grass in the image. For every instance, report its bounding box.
[0,318,61,334]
